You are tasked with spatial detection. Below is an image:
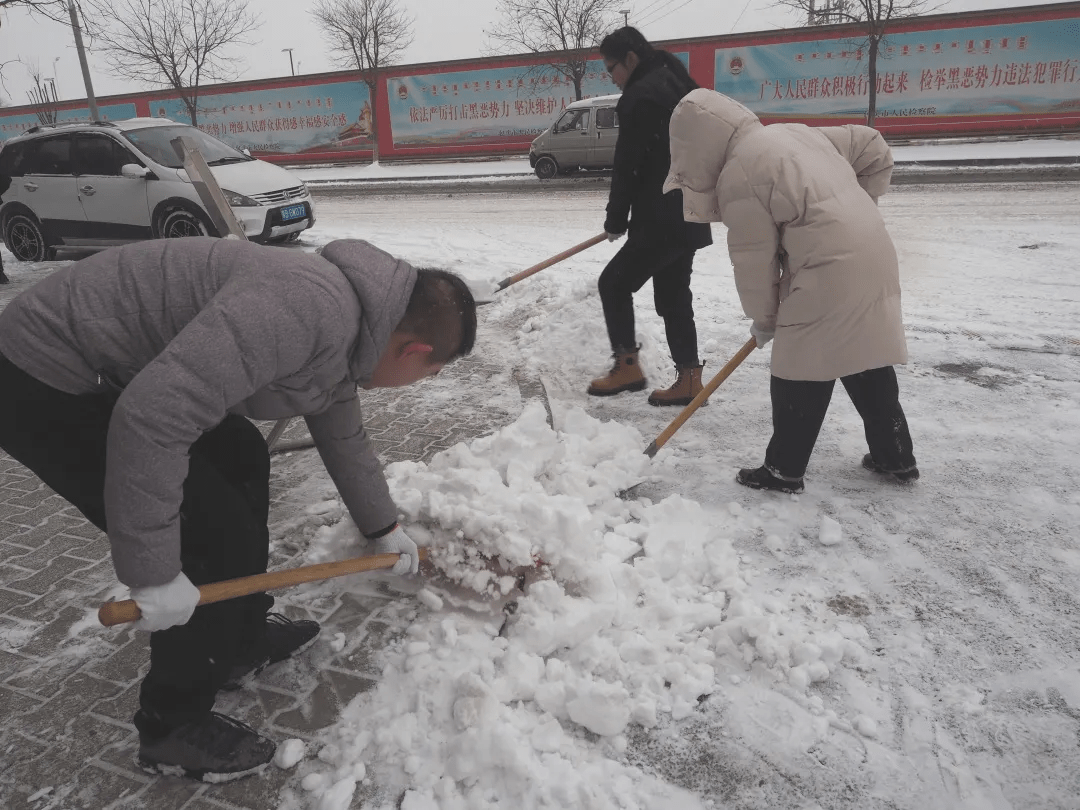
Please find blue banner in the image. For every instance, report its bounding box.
[714,18,1080,120]
[387,55,689,147]
[0,103,139,142]
[151,82,372,156]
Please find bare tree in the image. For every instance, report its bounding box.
[83,0,261,126]
[0,0,73,26]
[0,56,59,118]
[311,0,413,164]
[775,0,940,127]
[486,0,623,101]
[0,57,19,104]
[24,59,61,123]
[0,2,87,106]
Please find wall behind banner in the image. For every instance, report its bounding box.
[2,2,1077,162]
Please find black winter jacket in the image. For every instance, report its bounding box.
[604,51,712,250]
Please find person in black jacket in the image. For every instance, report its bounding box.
[588,27,712,405]
[0,171,10,284]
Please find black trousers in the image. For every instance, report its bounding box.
[598,238,700,367]
[765,366,917,480]
[0,353,273,736]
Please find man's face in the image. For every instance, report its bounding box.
[364,335,445,389]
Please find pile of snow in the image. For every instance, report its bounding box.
[294,402,872,809]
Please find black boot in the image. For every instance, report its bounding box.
[223,612,320,690]
[736,465,804,494]
[136,711,275,782]
[862,454,920,483]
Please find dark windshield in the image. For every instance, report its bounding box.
[120,124,251,169]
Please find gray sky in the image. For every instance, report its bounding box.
[0,0,1058,106]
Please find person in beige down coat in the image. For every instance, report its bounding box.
[663,88,918,493]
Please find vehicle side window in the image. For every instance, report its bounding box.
[75,134,136,176]
[0,142,27,177]
[25,136,73,175]
[596,107,618,130]
[555,109,590,134]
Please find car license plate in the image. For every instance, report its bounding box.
[280,204,306,222]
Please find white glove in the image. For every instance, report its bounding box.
[750,323,775,349]
[375,525,420,575]
[130,571,201,632]
[606,231,625,242]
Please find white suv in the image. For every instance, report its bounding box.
[0,118,316,262]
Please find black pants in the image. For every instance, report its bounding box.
[598,239,699,367]
[0,353,273,736]
[765,366,917,480]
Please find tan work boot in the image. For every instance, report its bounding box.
[648,364,705,407]
[587,348,647,397]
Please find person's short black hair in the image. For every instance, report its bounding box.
[599,26,697,91]
[599,26,654,65]
[395,268,477,363]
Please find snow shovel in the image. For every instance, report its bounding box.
[97,549,430,627]
[644,336,757,458]
[479,232,607,303]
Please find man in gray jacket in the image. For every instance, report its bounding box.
[0,236,477,781]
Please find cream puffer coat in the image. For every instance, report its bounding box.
[663,88,907,381]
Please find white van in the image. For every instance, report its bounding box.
[528,94,620,180]
[0,117,315,262]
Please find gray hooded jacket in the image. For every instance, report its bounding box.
[0,237,414,587]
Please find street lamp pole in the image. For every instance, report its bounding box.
[282,48,295,76]
[619,8,630,26]
[51,57,61,99]
[68,0,99,121]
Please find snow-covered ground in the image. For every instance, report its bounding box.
[1,159,1078,809]
[267,181,1080,810]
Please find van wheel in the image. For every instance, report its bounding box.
[4,213,50,263]
[534,157,558,180]
[158,206,217,239]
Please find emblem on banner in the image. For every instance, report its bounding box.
[729,56,744,75]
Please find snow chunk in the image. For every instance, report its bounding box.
[273,738,306,769]
[567,681,632,736]
[854,715,879,737]
[316,777,356,810]
[818,515,843,546]
[416,588,444,611]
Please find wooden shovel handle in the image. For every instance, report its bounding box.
[493,232,607,292]
[645,337,757,458]
[98,548,430,627]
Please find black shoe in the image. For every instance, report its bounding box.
[736,465,804,494]
[862,454,920,483]
[0,274,9,285]
[137,711,275,782]
[223,613,320,690]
